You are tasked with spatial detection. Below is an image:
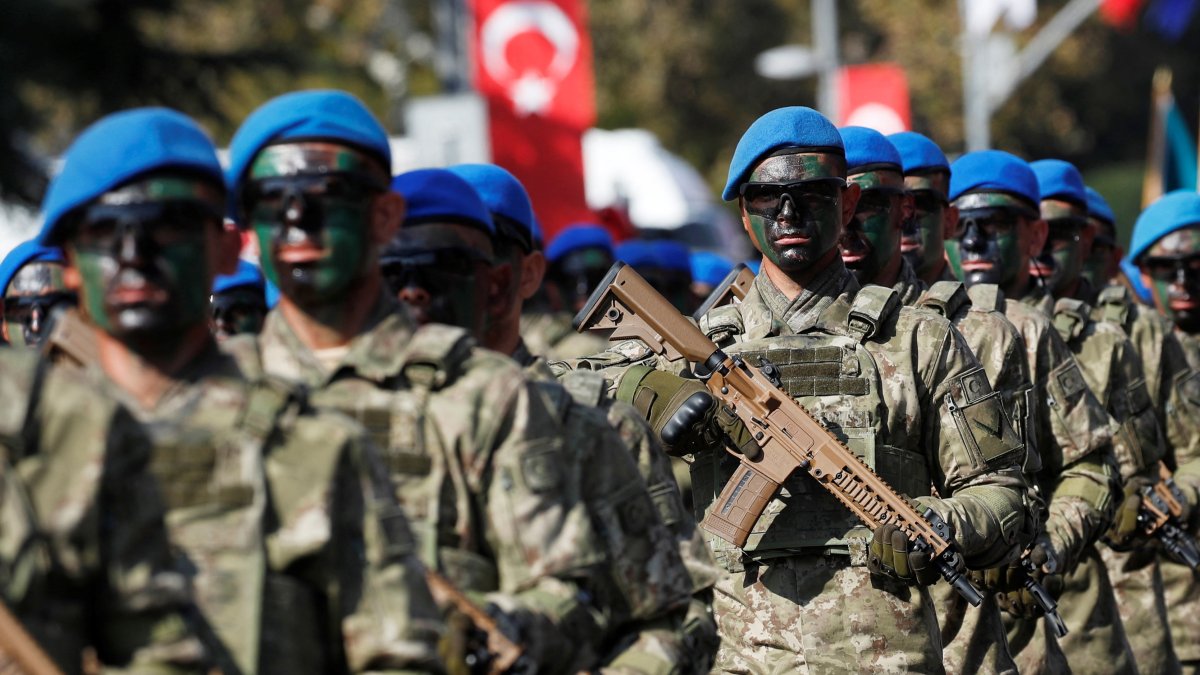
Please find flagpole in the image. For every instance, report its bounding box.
[1143,67,1171,208]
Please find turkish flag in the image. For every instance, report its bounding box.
[836,64,912,135]
[470,0,597,241]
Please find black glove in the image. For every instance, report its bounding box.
[618,366,761,459]
[867,522,940,586]
[996,537,1064,618]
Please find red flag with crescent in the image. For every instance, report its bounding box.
[470,0,597,240]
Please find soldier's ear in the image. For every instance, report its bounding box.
[61,248,82,292]
[519,251,546,301]
[944,205,960,240]
[1027,217,1049,257]
[841,182,862,226]
[371,191,405,245]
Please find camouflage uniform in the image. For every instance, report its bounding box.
[0,349,203,674]
[1162,329,1200,672]
[49,334,445,675]
[1052,296,1178,674]
[521,311,613,362]
[515,339,722,675]
[891,258,927,307]
[918,281,1031,675]
[676,263,1031,674]
[998,295,1125,675]
[255,294,693,674]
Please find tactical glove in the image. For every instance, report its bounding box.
[867,499,950,586]
[617,365,761,459]
[1104,482,1147,551]
[996,536,1064,618]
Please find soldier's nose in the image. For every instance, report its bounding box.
[397,285,431,309]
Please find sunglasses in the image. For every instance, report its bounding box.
[739,179,844,219]
[958,208,1025,237]
[380,247,493,286]
[241,173,387,220]
[74,201,221,251]
[910,190,948,216]
[853,186,906,217]
[1139,253,1200,282]
[3,292,77,325]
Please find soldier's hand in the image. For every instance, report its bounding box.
[995,536,1063,618]
[1106,479,1152,550]
[867,522,940,585]
[619,366,761,458]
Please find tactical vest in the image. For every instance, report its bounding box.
[696,286,930,567]
[140,371,312,675]
[0,351,46,609]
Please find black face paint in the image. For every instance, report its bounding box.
[956,208,1022,288]
[381,246,493,329]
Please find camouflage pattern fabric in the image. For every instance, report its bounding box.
[891,257,927,307]
[689,262,1031,672]
[1164,330,1200,669]
[255,294,692,674]
[521,311,613,362]
[520,344,720,675]
[1099,546,1182,675]
[0,349,204,674]
[67,337,444,675]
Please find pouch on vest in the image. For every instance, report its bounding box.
[920,281,971,319]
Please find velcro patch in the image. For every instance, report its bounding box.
[1056,363,1087,399]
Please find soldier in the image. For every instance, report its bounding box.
[684,106,1032,673]
[615,239,694,313]
[883,132,1033,675]
[389,164,712,674]
[1031,159,1179,674]
[226,90,691,674]
[38,106,444,675]
[689,251,736,310]
[1081,187,1124,296]
[210,259,268,340]
[949,150,1126,673]
[836,126,922,303]
[0,240,76,348]
[888,131,961,285]
[1,349,205,674]
[1128,190,1200,673]
[521,224,616,360]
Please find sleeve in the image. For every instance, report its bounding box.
[923,321,1033,569]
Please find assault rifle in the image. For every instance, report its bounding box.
[425,568,526,675]
[574,261,984,605]
[1141,464,1200,570]
[0,598,64,675]
[691,263,756,321]
[1016,548,1069,637]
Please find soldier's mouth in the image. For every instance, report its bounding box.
[960,260,993,271]
[277,244,327,264]
[900,240,920,252]
[1169,297,1199,311]
[774,234,811,246]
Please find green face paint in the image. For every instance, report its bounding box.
[1081,217,1117,289]
[1034,199,1088,296]
[67,177,222,342]
[902,173,951,279]
[843,169,905,283]
[245,143,389,307]
[955,207,1024,288]
[742,151,847,273]
[3,262,74,348]
[1141,226,1200,332]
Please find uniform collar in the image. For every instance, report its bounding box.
[754,257,859,335]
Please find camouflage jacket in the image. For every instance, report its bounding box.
[255,295,692,674]
[693,262,1032,570]
[891,257,927,307]
[520,311,613,362]
[73,339,444,675]
[1002,294,1120,571]
[0,350,203,674]
[1166,330,1200,524]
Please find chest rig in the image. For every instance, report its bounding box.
[697,287,929,566]
[140,373,306,675]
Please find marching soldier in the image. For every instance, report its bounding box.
[0,241,76,348]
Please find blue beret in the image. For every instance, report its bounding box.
[948,150,1040,205]
[723,107,844,201]
[1130,190,1200,261]
[213,259,266,295]
[265,280,281,309]
[545,224,614,262]
[1085,186,1116,225]
[40,108,223,245]
[690,251,736,286]
[1030,159,1086,207]
[616,240,691,275]
[0,241,64,294]
[839,126,902,173]
[887,132,949,174]
[447,163,542,245]
[226,90,390,210]
[1120,257,1153,304]
[392,168,494,234]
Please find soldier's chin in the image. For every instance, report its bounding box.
[961,266,1001,287]
[109,305,175,341]
[901,248,921,270]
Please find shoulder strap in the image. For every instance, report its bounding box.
[239,375,306,446]
[559,370,609,408]
[965,283,1006,312]
[918,280,970,318]
[1096,284,1133,327]
[0,351,46,461]
[1053,297,1092,342]
[400,324,474,392]
[847,285,900,343]
[700,304,746,345]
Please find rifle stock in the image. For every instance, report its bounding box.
[575,262,985,606]
[0,598,64,675]
[692,263,756,321]
[424,568,524,675]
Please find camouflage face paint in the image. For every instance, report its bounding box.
[1033,199,1088,296]
[3,262,75,348]
[380,223,494,339]
[67,177,222,341]
[1081,217,1117,289]
[1140,225,1200,333]
[742,150,847,273]
[843,169,905,284]
[955,207,1023,288]
[244,143,389,306]
[902,172,950,279]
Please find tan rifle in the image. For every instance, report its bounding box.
[574,262,984,605]
[691,263,756,321]
[1139,463,1200,569]
[425,568,525,675]
[0,598,64,675]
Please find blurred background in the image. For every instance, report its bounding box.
[0,0,1197,256]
